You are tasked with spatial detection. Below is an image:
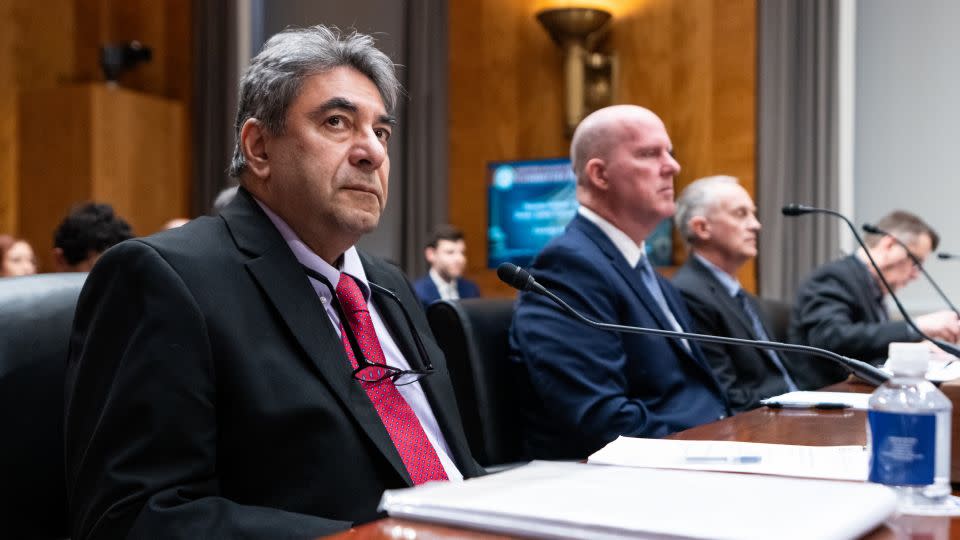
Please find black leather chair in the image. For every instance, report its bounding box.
[756,296,792,343]
[0,272,86,539]
[426,298,522,468]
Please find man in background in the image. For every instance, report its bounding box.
[789,210,960,389]
[412,225,480,309]
[64,25,481,540]
[672,176,799,412]
[509,105,728,461]
[52,202,133,272]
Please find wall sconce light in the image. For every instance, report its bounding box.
[536,7,615,136]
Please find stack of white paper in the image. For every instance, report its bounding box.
[760,390,872,410]
[380,461,896,540]
[587,436,868,481]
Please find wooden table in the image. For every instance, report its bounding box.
[330,381,957,539]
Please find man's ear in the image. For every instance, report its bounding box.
[872,234,899,268]
[689,215,710,241]
[583,158,608,190]
[876,234,899,256]
[240,118,270,180]
[424,247,436,266]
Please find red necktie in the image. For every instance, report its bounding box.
[335,273,449,485]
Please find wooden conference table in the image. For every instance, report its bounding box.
[329,381,957,539]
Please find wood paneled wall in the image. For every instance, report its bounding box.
[449,0,757,296]
[0,0,78,235]
[0,0,191,268]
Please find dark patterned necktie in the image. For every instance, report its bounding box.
[735,289,799,392]
[336,273,448,485]
[636,255,691,353]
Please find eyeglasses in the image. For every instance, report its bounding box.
[302,265,435,386]
[897,250,925,270]
[353,282,434,385]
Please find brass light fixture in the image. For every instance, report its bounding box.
[536,7,615,137]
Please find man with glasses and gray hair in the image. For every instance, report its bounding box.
[672,176,799,412]
[789,210,960,389]
[64,25,482,540]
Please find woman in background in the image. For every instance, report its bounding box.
[0,234,38,277]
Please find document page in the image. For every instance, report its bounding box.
[588,436,868,481]
[926,361,960,382]
[379,461,895,540]
[760,390,872,410]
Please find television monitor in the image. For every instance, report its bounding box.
[487,157,673,269]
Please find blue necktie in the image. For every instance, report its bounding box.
[636,255,690,353]
[735,289,799,392]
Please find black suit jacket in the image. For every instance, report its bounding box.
[672,256,794,413]
[64,189,483,540]
[788,255,915,389]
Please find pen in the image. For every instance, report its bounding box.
[684,455,762,464]
[765,402,851,410]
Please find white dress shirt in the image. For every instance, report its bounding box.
[577,206,690,350]
[429,268,460,301]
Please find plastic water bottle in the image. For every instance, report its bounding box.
[867,342,952,511]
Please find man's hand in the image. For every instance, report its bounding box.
[916,310,960,343]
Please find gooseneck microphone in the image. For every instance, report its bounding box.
[497,262,890,386]
[862,223,960,318]
[938,253,960,261]
[782,204,960,360]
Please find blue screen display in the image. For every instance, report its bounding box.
[487,158,578,269]
[487,157,674,269]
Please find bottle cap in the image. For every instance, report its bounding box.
[886,342,930,376]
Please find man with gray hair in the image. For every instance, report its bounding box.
[509,105,728,461]
[672,176,799,412]
[64,26,482,539]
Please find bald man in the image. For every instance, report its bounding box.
[509,105,729,460]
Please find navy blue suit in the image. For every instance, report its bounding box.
[412,275,481,310]
[509,214,729,460]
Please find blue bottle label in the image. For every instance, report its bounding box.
[868,410,936,486]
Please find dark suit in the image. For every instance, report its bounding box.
[672,256,795,412]
[788,255,915,389]
[64,189,483,540]
[412,275,481,309]
[509,214,728,460]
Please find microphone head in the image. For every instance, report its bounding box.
[781,204,815,216]
[861,223,884,235]
[497,262,535,292]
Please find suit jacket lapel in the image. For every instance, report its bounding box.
[572,217,692,357]
[424,278,441,304]
[845,256,884,322]
[222,189,413,485]
[689,257,756,338]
